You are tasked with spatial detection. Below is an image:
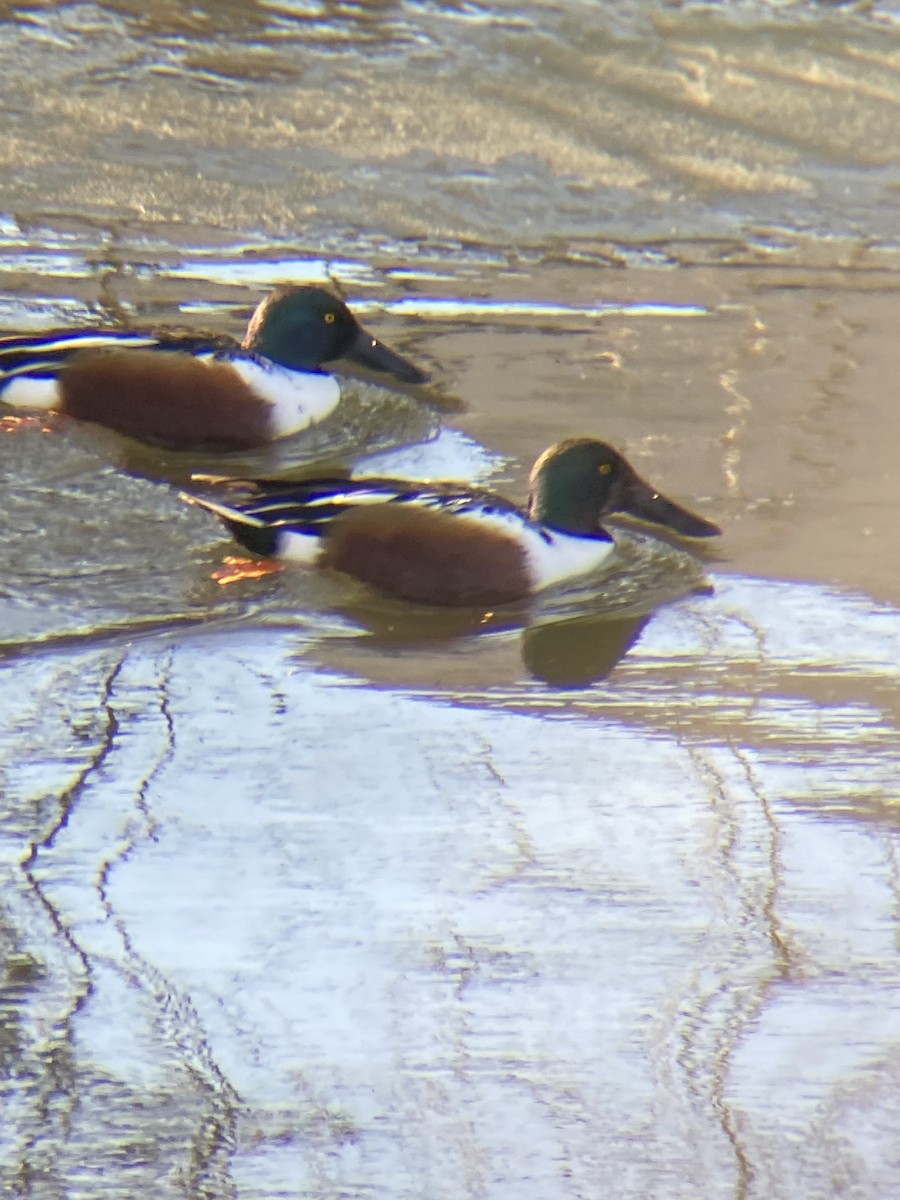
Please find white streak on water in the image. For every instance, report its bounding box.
[384,298,712,320]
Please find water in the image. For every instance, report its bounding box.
[2,2,900,1197]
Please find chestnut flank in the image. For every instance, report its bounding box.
[321,505,530,606]
[60,350,272,449]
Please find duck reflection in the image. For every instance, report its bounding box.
[521,609,650,687]
[314,581,704,689]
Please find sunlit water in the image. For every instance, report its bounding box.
[2,3,900,1199]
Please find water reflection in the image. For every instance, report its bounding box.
[6,570,900,1198]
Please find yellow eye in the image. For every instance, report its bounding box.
[598,462,613,475]
[324,311,336,324]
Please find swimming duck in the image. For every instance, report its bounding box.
[183,437,721,606]
[0,285,428,451]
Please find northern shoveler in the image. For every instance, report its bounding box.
[0,285,428,450]
[183,437,721,606]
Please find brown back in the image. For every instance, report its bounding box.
[60,350,271,450]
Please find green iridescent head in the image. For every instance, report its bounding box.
[528,438,721,538]
[243,285,428,382]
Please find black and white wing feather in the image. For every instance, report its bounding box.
[0,327,237,406]
[202,476,526,534]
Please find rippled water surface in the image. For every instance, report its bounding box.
[2,2,900,1198]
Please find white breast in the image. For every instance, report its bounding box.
[228,358,341,438]
[457,507,615,593]
[517,521,615,591]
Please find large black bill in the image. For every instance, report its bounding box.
[346,326,430,384]
[614,472,722,539]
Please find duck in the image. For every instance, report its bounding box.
[0,285,429,451]
[182,437,721,606]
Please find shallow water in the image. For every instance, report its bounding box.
[2,2,900,1198]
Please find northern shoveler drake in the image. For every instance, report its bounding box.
[183,437,721,606]
[0,285,428,451]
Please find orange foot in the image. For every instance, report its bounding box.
[212,556,285,586]
[0,414,57,434]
